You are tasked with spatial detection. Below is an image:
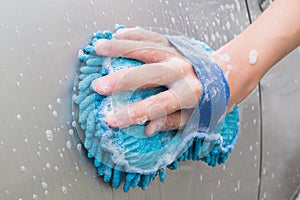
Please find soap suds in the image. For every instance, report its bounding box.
[41,181,48,190]
[219,53,231,62]
[136,116,147,125]
[61,186,67,194]
[248,49,258,65]
[45,130,54,142]
[52,110,58,117]
[224,65,232,79]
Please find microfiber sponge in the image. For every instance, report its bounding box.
[73,25,240,192]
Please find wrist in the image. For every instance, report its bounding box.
[211,51,259,112]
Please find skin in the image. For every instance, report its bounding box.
[92,0,300,136]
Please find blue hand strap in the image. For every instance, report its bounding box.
[166,35,230,133]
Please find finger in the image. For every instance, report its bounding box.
[105,90,182,128]
[144,109,193,136]
[95,39,177,63]
[91,62,182,95]
[168,74,202,109]
[115,28,170,45]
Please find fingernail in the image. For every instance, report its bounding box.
[95,39,109,55]
[106,113,128,128]
[145,125,156,136]
[105,113,117,127]
[115,28,134,35]
[91,78,111,94]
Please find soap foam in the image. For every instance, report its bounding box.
[248,49,258,65]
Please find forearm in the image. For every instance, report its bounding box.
[212,0,300,110]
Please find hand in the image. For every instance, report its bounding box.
[92,28,203,136]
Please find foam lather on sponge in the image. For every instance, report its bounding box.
[72,25,240,192]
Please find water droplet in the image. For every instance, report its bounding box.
[248,49,258,65]
[66,141,71,149]
[44,190,48,196]
[52,110,58,117]
[48,104,53,110]
[249,145,253,151]
[77,143,82,150]
[16,114,22,121]
[217,180,221,188]
[45,163,51,169]
[32,194,38,200]
[41,181,48,189]
[226,21,231,30]
[61,186,67,194]
[68,129,74,136]
[20,165,26,172]
[45,130,54,142]
[210,34,216,43]
[71,121,76,127]
[171,17,176,24]
[56,98,62,104]
[262,167,266,175]
[16,81,21,86]
[54,166,59,171]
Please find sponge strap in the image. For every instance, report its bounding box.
[166,35,230,133]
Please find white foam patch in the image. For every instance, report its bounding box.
[248,49,258,65]
[45,130,54,142]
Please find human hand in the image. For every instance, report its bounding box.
[91,28,225,136]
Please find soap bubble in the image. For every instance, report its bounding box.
[248,49,258,65]
[56,98,62,104]
[20,165,26,172]
[45,130,54,142]
[41,181,48,190]
[16,114,22,121]
[61,186,67,194]
[32,194,38,200]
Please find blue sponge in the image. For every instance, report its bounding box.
[73,25,240,192]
